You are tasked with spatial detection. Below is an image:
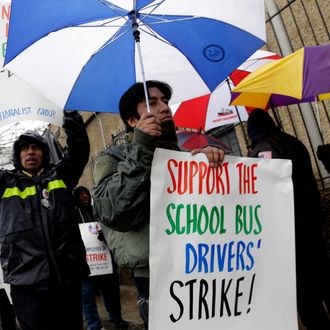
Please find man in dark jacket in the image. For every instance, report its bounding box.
[0,111,90,330]
[247,108,330,330]
[92,80,225,328]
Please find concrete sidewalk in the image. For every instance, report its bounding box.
[86,285,145,330]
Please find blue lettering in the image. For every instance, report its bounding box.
[185,243,198,274]
[185,241,257,274]
[37,108,56,118]
[0,107,32,120]
[245,242,255,270]
[198,243,210,273]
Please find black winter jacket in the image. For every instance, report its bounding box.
[0,112,90,287]
[249,130,323,246]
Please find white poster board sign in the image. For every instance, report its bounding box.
[0,264,12,303]
[79,222,113,276]
[0,1,63,127]
[150,149,297,330]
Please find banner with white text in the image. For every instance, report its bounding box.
[0,1,62,127]
[150,149,297,330]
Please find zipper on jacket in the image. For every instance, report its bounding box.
[34,175,62,285]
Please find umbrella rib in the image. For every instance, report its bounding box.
[97,0,127,17]
[97,28,132,52]
[140,15,198,25]
[138,0,166,18]
[79,17,126,28]
[137,15,198,47]
[138,25,172,47]
[140,0,166,12]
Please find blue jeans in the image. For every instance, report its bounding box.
[134,277,149,328]
[82,273,123,330]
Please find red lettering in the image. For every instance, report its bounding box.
[236,163,258,195]
[178,161,188,194]
[189,161,199,194]
[86,253,108,262]
[1,5,10,20]
[166,160,230,195]
[167,159,178,193]
[198,161,208,194]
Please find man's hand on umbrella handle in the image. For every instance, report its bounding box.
[136,112,162,136]
[191,146,225,168]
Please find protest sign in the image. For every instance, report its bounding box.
[79,222,113,276]
[0,1,62,127]
[0,264,11,303]
[150,149,297,330]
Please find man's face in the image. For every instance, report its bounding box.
[20,144,44,173]
[78,190,91,206]
[136,87,173,122]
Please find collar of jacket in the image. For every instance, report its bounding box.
[22,168,44,177]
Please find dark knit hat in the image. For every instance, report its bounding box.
[247,109,278,147]
[72,186,90,205]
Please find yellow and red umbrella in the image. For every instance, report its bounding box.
[230,44,330,109]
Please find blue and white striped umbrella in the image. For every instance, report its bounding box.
[4,0,266,114]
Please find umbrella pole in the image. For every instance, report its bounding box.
[131,9,151,113]
[314,95,323,137]
[270,98,282,130]
[94,112,106,150]
[226,78,249,148]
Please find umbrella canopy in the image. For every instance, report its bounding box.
[171,50,281,131]
[0,71,63,127]
[230,44,330,109]
[177,130,232,153]
[0,1,62,128]
[4,0,265,113]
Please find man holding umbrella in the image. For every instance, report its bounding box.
[92,80,225,328]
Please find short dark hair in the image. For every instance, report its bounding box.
[119,80,172,132]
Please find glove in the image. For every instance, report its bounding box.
[97,229,105,242]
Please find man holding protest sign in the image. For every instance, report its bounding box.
[247,108,330,329]
[92,80,225,328]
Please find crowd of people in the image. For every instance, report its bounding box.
[0,81,329,330]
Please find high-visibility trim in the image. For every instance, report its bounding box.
[2,186,37,199]
[2,180,67,199]
[47,180,67,192]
